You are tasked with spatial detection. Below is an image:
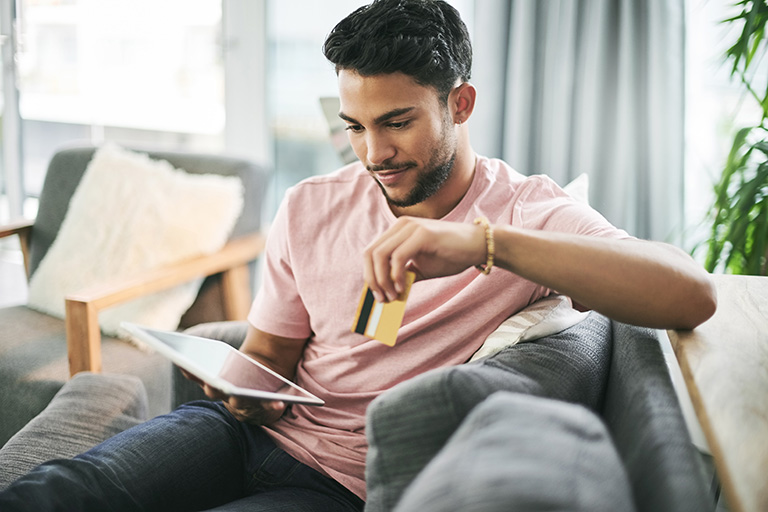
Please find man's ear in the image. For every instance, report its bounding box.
[451,82,477,124]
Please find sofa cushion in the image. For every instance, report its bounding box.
[0,372,149,490]
[394,392,635,512]
[365,313,613,512]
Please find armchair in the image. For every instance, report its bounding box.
[0,146,268,445]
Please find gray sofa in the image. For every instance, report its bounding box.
[0,315,716,511]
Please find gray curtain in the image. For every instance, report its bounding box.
[471,0,685,243]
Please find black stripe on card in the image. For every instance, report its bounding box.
[355,288,375,334]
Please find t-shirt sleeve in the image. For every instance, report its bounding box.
[247,189,313,340]
[505,174,634,302]
[513,175,633,239]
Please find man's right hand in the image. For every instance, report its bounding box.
[180,368,288,425]
[207,384,287,425]
[181,324,307,425]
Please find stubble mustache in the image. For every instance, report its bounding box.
[367,161,417,173]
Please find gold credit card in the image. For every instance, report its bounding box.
[351,272,415,346]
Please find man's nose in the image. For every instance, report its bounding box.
[366,133,396,166]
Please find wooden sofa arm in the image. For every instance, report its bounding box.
[0,219,33,278]
[65,232,265,376]
[667,274,768,512]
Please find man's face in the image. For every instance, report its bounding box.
[337,71,457,210]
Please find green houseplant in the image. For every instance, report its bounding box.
[702,0,768,275]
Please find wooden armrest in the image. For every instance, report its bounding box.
[65,232,265,375]
[0,219,33,278]
[667,274,768,512]
[0,218,32,238]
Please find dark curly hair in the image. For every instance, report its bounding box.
[322,0,472,103]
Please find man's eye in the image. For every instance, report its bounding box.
[388,121,410,129]
[345,125,364,133]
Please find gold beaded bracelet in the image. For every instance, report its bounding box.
[473,216,495,275]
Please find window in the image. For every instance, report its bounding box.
[684,0,766,256]
[1,0,474,223]
[13,0,225,207]
[0,0,226,306]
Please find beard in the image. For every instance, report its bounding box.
[381,151,456,208]
[372,118,457,208]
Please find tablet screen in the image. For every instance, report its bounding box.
[121,322,324,406]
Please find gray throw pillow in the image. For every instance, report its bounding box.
[394,392,636,512]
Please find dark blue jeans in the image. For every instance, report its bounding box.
[0,401,364,512]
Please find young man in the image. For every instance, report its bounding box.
[0,1,715,511]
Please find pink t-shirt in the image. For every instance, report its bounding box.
[248,155,628,499]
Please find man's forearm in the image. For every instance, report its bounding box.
[240,325,308,380]
[492,226,717,329]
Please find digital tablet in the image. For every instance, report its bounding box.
[121,322,324,406]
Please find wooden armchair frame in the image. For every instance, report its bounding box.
[0,219,33,276]
[1,221,264,376]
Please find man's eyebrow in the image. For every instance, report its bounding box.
[338,107,416,126]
